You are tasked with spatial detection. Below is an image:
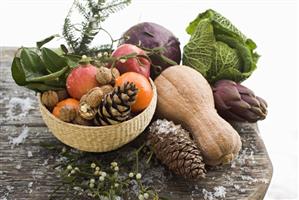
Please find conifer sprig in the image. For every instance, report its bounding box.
[63,0,131,55]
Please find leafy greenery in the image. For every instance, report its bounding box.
[183,9,259,83]
[63,0,131,56]
[41,142,165,200]
[11,0,132,92]
[11,39,74,92]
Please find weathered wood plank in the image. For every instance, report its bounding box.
[0,124,272,200]
[0,47,272,200]
[0,49,45,126]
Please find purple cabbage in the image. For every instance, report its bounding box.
[120,22,181,79]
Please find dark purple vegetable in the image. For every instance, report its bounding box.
[120,22,181,79]
[213,80,268,123]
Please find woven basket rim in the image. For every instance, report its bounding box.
[38,78,157,129]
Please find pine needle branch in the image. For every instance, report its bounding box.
[62,0,131,55]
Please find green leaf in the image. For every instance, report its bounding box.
[211,67,246,83]
[41,47,68,72]
[183,19,216,77]
[64,54,81,67]
[60,44,69,54]
[11,46,70,92]
[186,9,213,35]
[36,34,59,49]
[252,52,260,63]
[208,41,242,81]
[26,66,69,82]
[212,20,244,44]
[215,34,254,73]
[186,9,246,41]
[11,57,27,86]
[25,83,64,92]
[245,38,257,50]
[20,48,47,75]
[183,9,259,83]
[43,79,66,87]
[246,38,260,64]
[208,9,246,40]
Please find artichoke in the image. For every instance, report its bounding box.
[212,80,267,122]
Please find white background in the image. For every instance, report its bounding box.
[0,0,298,199]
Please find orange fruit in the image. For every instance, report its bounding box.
[115,72,153,113]
[52,98,79,118]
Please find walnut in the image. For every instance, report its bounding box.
[100,85,114,95]
[82,87,104,108]
[56,89,69,101]
[73,114,94,126]
[41,90,59,110]
[78,87,105,120]
[59,105,77,122]
[80,94,87,102]
[79,102,97,120]
[111,68,120,84]
[96,67,113,85]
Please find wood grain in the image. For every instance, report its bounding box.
[0,47,272,200]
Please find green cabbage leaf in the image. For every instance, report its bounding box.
[183,9,259,83]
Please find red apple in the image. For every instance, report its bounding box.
[66,64,100,100]
[111,44,151,78]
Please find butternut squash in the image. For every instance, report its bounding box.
[154,65,241,166]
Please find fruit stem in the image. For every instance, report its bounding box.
[79,55,93,65]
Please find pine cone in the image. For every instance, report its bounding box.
[94,82,138,126]
[147,119,206,180]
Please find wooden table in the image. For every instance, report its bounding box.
[0,47,273,200]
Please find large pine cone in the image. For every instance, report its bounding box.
[94,82,138,125]
[147,119,206,179]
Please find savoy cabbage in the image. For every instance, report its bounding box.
[183,9,259,83]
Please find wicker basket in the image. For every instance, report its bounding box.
[38,79,157,152]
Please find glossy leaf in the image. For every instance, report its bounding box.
[25,83,64,92]
[60,44,69,54]
[11,46,75,92]
[36,34,59,49]
[41,47,68,72]
[64,54,82,67]
[26,66,69,82]
[11,57,27,86]
[20,48,46,75]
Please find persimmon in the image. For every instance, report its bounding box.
[115,72,153,113]
[52,98,79,118]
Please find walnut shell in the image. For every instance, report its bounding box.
[79,102,97,120]
[73,114,94,126]
[56,89,69,101]
[100,85,114,95]
[41,90,59,110]
[59,105,77,122]
[80,94,88,103]
[111,68,120,84]
[82,87,104,108]
[96,67,113,85]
